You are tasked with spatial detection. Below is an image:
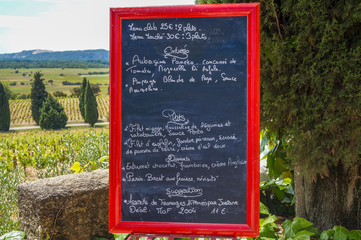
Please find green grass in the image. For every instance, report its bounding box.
[0,68,109,96]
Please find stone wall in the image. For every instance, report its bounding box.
[17,169,112,240]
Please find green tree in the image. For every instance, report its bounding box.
[79,77,87,121]
[2,84,16,100]
[198,0,361,230]
[30,72,48,124]
[39,95,67,130]
[0,82,10,131]
[84,80,98,127]
[90,83,101,95]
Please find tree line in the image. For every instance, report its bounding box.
[0,60,109,69]
[0,72,99,130]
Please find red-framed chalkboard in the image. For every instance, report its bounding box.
[109,3,260,237]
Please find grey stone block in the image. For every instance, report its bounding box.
[18,169,113,240]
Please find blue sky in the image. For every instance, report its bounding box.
[0,0,52,16]
[0,0,194,54]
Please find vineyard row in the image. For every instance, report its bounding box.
[9,96,109,126]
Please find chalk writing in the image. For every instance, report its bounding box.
[121,16,248,224]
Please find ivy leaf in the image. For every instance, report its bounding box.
[260,223,278,239]
[260,202,270,215]
[283,217,313,239]
[281,196,292,203]
[261,178,276,189]
[260,131,270,154]
[294,230,315,238]
[283,219,293,238]
[320,229,335,240]
[267,154,276,177]
[274,157,289,178]
[260,215,277,228]
[273,186,286,200]
[333,226,349,240]
[282,177,292,185]
[308,227,320,238]
[259,215,278,239]
[0,231,26,240]
[114,234,131,240]
[89,160,97,171]
[285,185,295,195]
[292,217,314,231]
[293,236,311,240]
[349,230,361,240]
[70,162,83,173]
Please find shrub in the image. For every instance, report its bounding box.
[62,81,81,86]
[72,87,81,97]
[17,94,30,99]
[53,91,67,98]
[90,83,101,95]
[39,95,67,130]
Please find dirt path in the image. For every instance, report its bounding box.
[10,122,109,130]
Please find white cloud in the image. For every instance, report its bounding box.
[0,0,195,53]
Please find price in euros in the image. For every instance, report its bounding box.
[166,33,180,40]
[211,208,227,215]
[160,23,173,30]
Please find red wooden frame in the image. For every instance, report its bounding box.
[109,3,260,237]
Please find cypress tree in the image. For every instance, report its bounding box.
[84,80,98,127]
[30,72,48,124]
[0,82,10,131]
[3,84,16,100]
[39,95,68,130]
[79,77,87,121]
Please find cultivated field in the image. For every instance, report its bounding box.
[0,128,109,235]
[0,68,109,96]
[9,96,109,126]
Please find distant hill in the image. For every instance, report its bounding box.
[0,49,109,68]
[0,49,109,61]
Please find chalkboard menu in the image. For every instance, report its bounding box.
[110,4,260,237]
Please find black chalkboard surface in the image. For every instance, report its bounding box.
[120,16,248,224]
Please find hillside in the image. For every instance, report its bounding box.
[0,49,109,61]
[0,49,109,68]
